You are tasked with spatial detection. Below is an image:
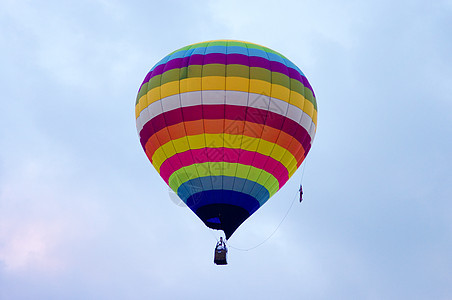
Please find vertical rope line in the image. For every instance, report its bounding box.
[227,188,299,251]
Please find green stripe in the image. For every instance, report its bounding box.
[168,162,279,200]
[169,40,288,60]
[136,65,317,108]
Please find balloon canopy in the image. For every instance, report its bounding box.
[135,40,317,239]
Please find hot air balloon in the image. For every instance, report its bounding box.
[135,40,317,245]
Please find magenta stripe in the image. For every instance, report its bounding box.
[159,148,289,187]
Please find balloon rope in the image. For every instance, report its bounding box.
[227,189,298,251]
[209,230,220,243]
[225,160,308,251]
[300,159,307,183]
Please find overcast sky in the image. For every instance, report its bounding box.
[1,0,451,299]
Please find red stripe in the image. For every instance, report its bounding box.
[139,105,312,155]
[159,147,289,187]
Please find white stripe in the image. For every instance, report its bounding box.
[202,90,225,105]
[161,94,180,113]
[269,97,289,116]
[225,90,248,105]
[136,90,316,140]
[181,91,202,107]
[136,100,163,134]
[300,113,315,141]
[248,93,270,111]
[308,122,317,143]
[286,104,303,124]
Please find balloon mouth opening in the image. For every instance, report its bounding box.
[196,204,251,240]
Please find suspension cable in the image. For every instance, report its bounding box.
[225,161,308,251]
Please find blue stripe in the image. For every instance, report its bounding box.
[226,46,249,55]
[205,45,227,54]
[191,46,207,55]
[177,176,270,205]
[167,49,189,61]
[247,47,268,59]
[186,190,260,214]
[150,44,295,72]
[267,52,284,64]
[183,47,196,59]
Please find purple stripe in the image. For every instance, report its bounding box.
[141,53,310,90]
[249,56,271,69]
[165,58,183,70]
[270,60,289,75]
[187,54,204,65]
[204,53,227,64]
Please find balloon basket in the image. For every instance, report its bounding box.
[214,248,227,265]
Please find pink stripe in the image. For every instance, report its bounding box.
[159,148,289,186]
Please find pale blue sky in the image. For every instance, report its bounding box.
[1,0,451,299]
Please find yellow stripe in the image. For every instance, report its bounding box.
[135,77,317,126]
[161,81,179,100]
[152,133,296,177]
[168,162,279,197]
[188,39,270,48]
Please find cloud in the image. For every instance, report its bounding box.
[0,220,65,273]
[0,133,107,276]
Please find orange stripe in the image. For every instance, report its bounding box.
[144,119,305,164]
[185,119,204,136]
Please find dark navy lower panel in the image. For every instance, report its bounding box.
[186,190,261,239]
[186,190,260,214]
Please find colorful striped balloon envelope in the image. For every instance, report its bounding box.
[135,40,317,239]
